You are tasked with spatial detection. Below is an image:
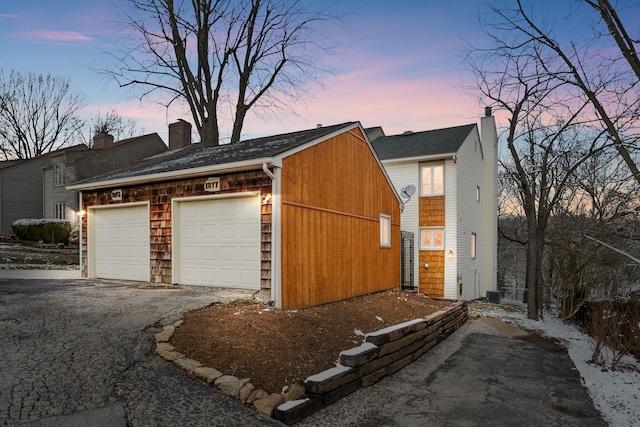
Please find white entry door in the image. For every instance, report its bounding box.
[90,204,150,281]
[174,195,260,289]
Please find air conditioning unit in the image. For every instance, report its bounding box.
[486,291,500,304]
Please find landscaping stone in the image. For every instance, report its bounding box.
[154,325,175,343]
[193,367,223,384]
[253,393,285,417]
[174,357,202,374]
[247,389,269,404]
[239,383,256,403]
[158,350,183,361]
[214,374,239,386]
[173,319,184,328]
[218,377,251,397]
[156,342,175,353]
[282,380,305,402]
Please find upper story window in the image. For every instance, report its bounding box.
[380,214,391,247]
[420,164,444,196]
[54,163,65,187]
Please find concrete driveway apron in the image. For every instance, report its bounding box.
[0,276,280,427]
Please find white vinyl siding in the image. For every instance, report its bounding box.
[454,131,484,300]
[381,162,420,285]
[480,115,499,296]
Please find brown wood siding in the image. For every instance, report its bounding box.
[280,128,401,310]
[419,251,445,297]
[418,196,445,226]
[80,170,272,289]
[418,196,445,297]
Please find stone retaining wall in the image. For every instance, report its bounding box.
[273,300,468,424]
[155,300,468,425]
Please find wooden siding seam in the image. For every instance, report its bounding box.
[282,200,397,224]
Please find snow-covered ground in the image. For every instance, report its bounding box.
[472,301,640,427]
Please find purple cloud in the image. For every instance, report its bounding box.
[20,30,93,43]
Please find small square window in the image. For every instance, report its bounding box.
[420,228,444,250]
[380,214,391,247]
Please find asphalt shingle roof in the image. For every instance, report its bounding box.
[371,124,476,160]
[73,122,357,186]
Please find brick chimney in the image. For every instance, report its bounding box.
[92,132,114,149]
[169,119,192,149]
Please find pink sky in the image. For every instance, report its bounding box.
[0,1,508,142]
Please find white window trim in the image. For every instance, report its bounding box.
[420,164,444,197]
[471,232,477,259]
[54,163,65,187]
[380,214,391,248]
[55,203,65,220]
[420,227,444,250]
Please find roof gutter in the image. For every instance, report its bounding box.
[67,157,275,191]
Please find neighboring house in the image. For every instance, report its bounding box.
[42,131,168,229]
[370,109,498,300]
[68,122,401,310]
[0,145,89,236]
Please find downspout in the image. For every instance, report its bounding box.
[262,163,281,308]
[78,190,83,277]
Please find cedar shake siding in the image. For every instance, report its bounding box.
[80,170,272,288]
[418,196,445,297]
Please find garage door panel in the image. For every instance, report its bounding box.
[176,196,260,289]
[92,205,149,281]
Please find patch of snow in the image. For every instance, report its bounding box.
[354,329,364,336]
[375,316,383,322]
[278,398,310,411]
[478,303,640,427]
[306,364,351,383]
[339,342,378,357]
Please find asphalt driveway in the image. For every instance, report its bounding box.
[0,274,604,426]
[0,276,280,427]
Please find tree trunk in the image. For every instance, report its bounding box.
[525,226,539,320]
[200,116,219,147]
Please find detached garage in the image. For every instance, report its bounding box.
[69,121,401,310]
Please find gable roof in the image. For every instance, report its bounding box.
[69,122,358,190]
[371,124,477,161]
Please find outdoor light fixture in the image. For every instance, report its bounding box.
[77,210,86,217]
[262,194,272,204]
[448,250,453,260]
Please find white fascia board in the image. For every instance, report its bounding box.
[67,157,275,191]
[381,153,457,165]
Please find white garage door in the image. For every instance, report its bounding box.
[175,195,260,289]
[91,204,149,281]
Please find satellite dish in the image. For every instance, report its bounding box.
[401,185,416,199]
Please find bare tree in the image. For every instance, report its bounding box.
[511,0,640,185]
[82,109,144,145]
[466,29,609,319]
[108,0,337,146]
[0,69,85,160]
